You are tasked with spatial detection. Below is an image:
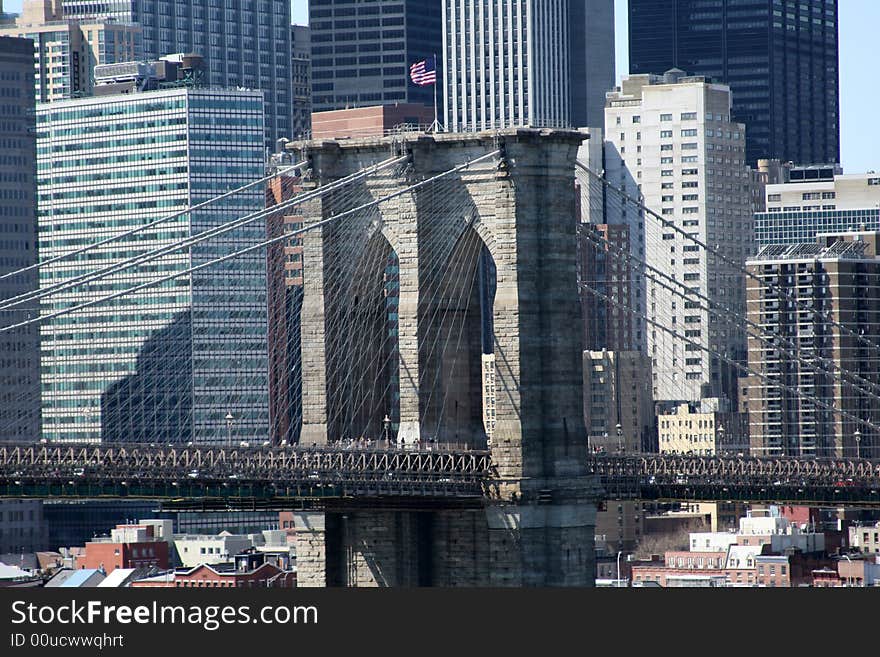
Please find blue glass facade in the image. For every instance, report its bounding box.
[755,208,880,246]
[36,88,269,443]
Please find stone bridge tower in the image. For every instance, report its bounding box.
[290,129,602,586]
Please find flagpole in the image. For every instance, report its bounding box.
[432,53,439,133]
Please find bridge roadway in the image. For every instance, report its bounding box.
[1,443,879,508]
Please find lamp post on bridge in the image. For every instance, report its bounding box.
[225,411,234,446]
[383,414,391,445]
[616,423,624,455]
[854,429,861,460]
[616,550,623,588]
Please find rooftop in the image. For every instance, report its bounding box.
[750,239,871,263]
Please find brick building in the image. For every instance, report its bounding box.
[80,525,169,573]
[266,171,305,445]
[132,551,294,588]
[310,104,434,140]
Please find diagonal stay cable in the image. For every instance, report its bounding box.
[578,159,880,360]
[580,279,880,440]
[0,156,405,314]
[580,226,880,400]
[0,150,501,335]
[4,160,308,284]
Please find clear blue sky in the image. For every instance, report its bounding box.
[7,0,876,173]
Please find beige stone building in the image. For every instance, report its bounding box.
[604,70,757,404]
[658,400,720,456]
[0,0,140,102]
[849,522,880,556]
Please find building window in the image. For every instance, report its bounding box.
[660,113,672,122]
[681,112,697,120]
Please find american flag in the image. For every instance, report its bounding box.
[410,56,437,86]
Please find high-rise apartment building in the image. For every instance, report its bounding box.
[59,0,291,144]
[291,24,310,140]
[310,0,441,113]
[37,86,269,443]
[628,0,840,166]
[756,171,880,247]
[0,0,142,102]
[443,0,615,131]
[605,71,757,403]
[745,233,880,459]
[0,36,40,443]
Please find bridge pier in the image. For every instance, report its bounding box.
[293,129,603,586]
[294,509,433,587]
[292,511,329,587]
[485,502,598,586]
[293,501,599,587]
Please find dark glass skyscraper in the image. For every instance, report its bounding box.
[0,36,39,443]
[309,0,442,113]
[628,0,839,166]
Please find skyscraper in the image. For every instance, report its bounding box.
[291,24,311,140]
[443,0,615,132]
[628,0,840,167]
[605,72,756,403]
[37,86,269,443]
[0,36,40,442]
[309,0,442,113]
[59,0,292,144]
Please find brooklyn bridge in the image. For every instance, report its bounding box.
[2,129,879,586]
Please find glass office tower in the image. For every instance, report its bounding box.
[628,0,839,166]
[36,87,269,443]
[309,0,442,112]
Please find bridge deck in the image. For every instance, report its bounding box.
[1,445,879,506]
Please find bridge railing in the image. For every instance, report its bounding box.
[0,444,494,495]
[586,454,880,487]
